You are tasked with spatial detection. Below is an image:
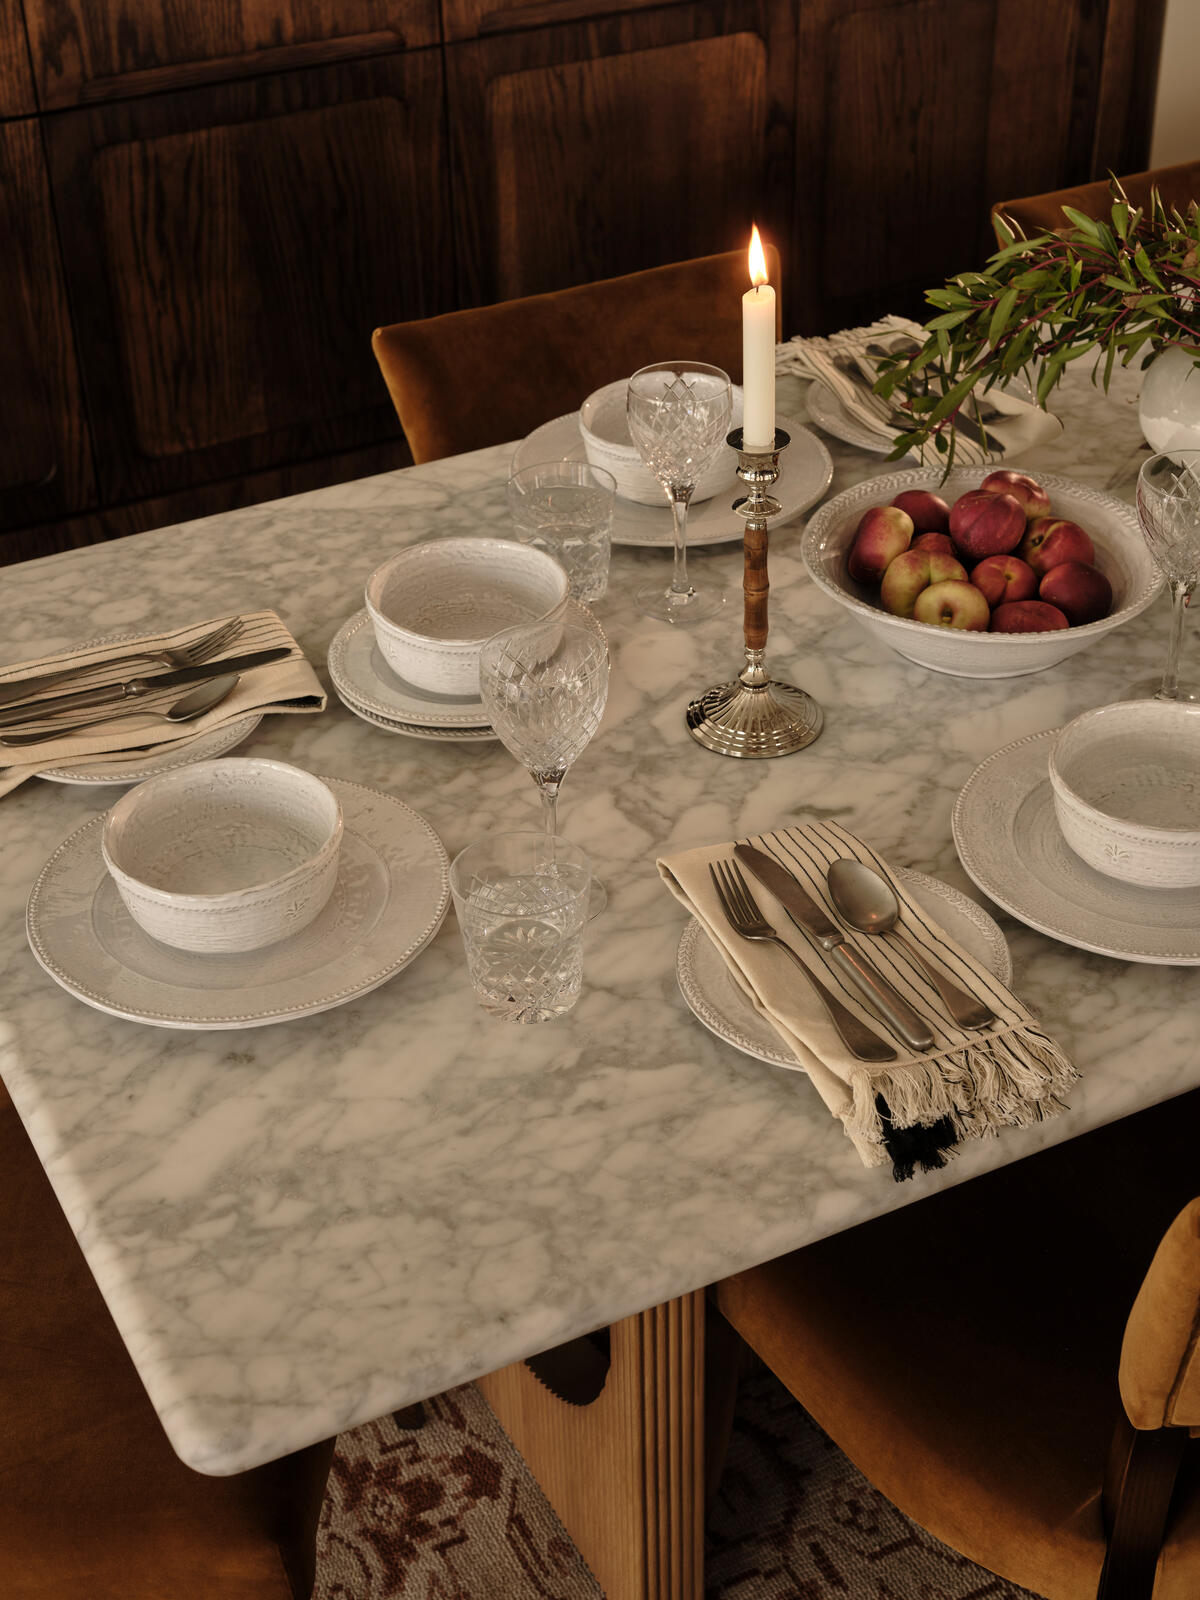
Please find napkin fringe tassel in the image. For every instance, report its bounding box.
[844,1022,1079,1166]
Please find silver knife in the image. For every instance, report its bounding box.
[734,844,936,1052]
[0,647,294,728]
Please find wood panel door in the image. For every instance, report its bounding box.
[23,0,440,109]
[0,119,95,531]
[45,53,449,505]
[788,0,1164,336]
[0,0,35,116]
[446,0,794,314]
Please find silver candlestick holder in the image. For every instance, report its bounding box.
[686,427,823,758]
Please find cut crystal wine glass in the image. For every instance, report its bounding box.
[1129,450,1200,702]
[478,618,610,915]
[627,361,732,624]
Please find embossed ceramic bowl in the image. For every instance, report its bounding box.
[801,467,1163,677]
[1048,700,1200,888]
[579,379,744,506]
[365,537,569,696]
[102,758,344,953]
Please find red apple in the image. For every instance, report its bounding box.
[948,489,1026,561]
[848,505,913,584]
[880,548,968,618]
[1018,516,1095,577]
[890,489,951,534]
[1038,560,1113,626]
[911,531,958,557]
[979,469,1051,520]
[970,553,1038,607]
[912,580,991,631]
[990,600,1070,633]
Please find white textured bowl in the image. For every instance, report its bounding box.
[579,379,744,506]
[1049,700,1200,887]
[365,537,569,696]
[801,467,1163,677]
[102,758,343,953]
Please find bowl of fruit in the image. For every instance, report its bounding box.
[801,467,1163,677]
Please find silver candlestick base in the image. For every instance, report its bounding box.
[686,427,823,758]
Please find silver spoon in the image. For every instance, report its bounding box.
[826,859,998,1030]
[0,672,240,747]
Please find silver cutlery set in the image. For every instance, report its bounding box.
[709,847,997,1062]
[0,619,291,747]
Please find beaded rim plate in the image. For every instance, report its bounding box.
[676,870,1011,1069]
[26,777,451,1028]
[511,411,832,547]
[38,714,263,784]
[953,728,1200,965]
[335,687,496,742]
[328,611,491,727]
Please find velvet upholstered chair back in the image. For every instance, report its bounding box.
[1120,1195,1200,1432]
[372,246,783,465]
[992,158,1200,240]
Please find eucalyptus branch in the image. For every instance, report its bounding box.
[875,181,1200,464]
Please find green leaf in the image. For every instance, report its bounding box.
[928,372,978,424]
[925,309,972,330]
[988,286,1020,346]
[1061,206,1102,240]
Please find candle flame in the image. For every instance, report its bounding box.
[748,224,768,287]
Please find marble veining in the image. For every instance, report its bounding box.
[1,365,1198,1476]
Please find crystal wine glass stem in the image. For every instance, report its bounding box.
[668,485,694,599]
[536,773,562,839]
[1159,578,1195,700]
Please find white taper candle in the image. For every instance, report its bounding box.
[742,225,776,450]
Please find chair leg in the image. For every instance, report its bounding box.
[1098,1413,1187,1600]
[703,1301,745,1512]
[475,1289,705,1600]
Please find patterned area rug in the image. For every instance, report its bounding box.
[315,1365,1046,1600]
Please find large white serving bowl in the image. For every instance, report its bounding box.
[801,467,1163,677]
[1049,699,1200,888]
[579,379,744,505]
[102,758,343,953]
[365,537,569,696]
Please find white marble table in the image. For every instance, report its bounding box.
[2,362,1198,1592]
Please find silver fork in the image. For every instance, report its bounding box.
[708,860,897,1062]
[0,617,244,710]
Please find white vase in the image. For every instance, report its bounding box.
[1139,344,1200,450]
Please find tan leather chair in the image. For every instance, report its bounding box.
[714,1092,1200,1600]
[0,1092,334,1599]
[992,158,1200,239]
[372,246,782,464]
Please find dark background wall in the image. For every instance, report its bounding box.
[0,0,1166,565]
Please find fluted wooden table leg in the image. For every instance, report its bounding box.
[475,1289,706,1600]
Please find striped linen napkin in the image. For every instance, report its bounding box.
[658,820,1077,1180]
[777,314,1062,466]
[0,609,324,797]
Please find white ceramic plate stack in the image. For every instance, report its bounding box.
[329,610,497,741]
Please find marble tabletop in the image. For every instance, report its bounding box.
[2,363,1197,1477]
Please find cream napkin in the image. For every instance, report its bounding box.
[659,820,1077,1179]
[0,610,324,797]
[777,314,1063,466]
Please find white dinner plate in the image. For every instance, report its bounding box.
[38,714,263,785]
[334,687,496,742]
[26,777,451,1028]
[676,870,1011,1069]
[511,411,832,547]
[953,728,1200,965]
[328,611,491,728]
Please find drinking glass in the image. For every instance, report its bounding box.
[507,461,616,602]
[1130,450,1200,701]
[627,361,733,624]
[450,832,591,1022]
[478,618,610,914]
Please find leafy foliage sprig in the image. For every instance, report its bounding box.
[874,183,1200,469]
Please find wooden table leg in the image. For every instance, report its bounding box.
[475,1289,705,1600]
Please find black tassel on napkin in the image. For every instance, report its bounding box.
[875,1093,958,1183]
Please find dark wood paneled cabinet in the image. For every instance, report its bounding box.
[46,53,449,505]
[0,119,96,532]
[448,0,793,309]
[0,0,1164,560]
